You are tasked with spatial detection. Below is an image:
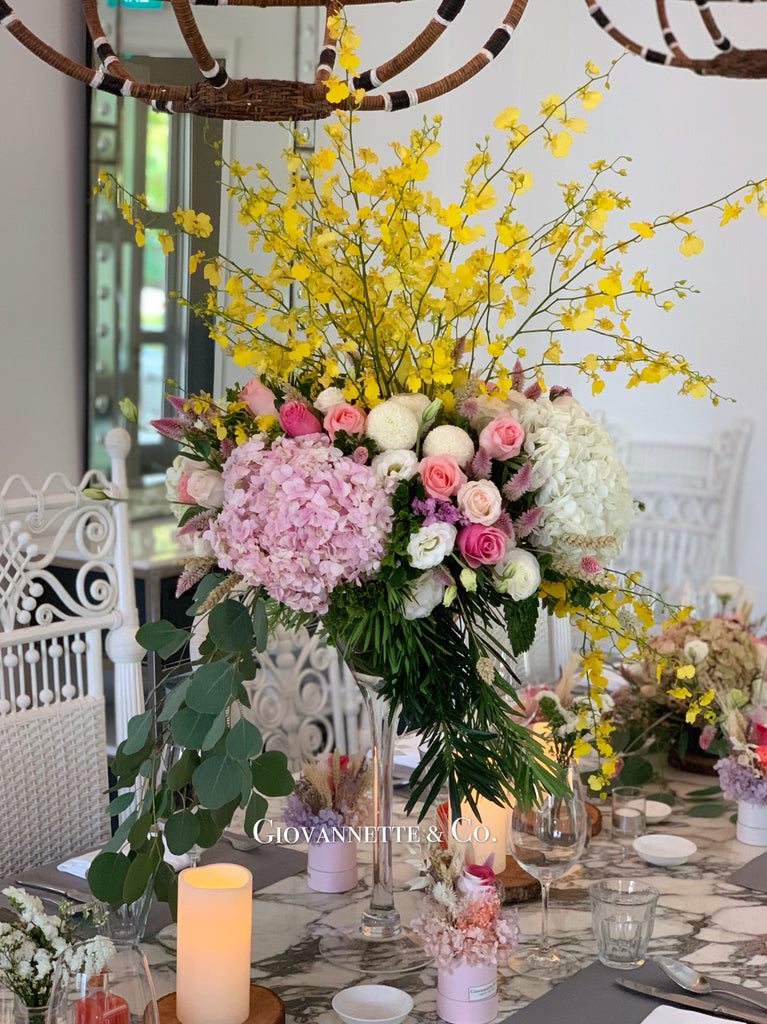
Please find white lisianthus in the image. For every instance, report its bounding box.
[365,400,420,450]
[402,569,446,620]
[407,522,457,570]
[493,547,541,600]
[706,575,743,602]
[684,639,710,664]
[457,479,503,525]
[390,393,432,422]
[371,448,419,482]
[422,424,475,468]
[313,386,345,413]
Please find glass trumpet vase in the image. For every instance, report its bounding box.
[318,668,432,974]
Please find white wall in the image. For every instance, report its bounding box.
[0,1,85,485]
[1,0,765,606]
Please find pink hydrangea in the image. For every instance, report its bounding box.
[206,435,395,614]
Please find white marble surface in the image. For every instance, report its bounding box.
[137,770,767,1023]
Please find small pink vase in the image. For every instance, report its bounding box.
[436,957,498,1024]
[306,839,358,893]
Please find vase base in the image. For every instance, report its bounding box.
[319,926,433,975]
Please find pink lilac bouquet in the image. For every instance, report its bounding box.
[715,705,767,806]
[283,750,372,838]
[409,846,518,967]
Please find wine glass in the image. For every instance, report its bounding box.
[507,769,588,977]
[48,941,159,1023]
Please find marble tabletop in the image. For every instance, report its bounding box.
[136,768,767,1024]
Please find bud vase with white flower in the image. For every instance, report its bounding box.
[0,887,109,1024]
[409,847,519,1024]
[714,704,767,845]
[283,750,372,892]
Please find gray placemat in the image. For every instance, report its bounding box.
[728,851,767,892]
[500,961,722,1024]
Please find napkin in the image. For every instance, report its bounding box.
[641,1007,742,1023]
[728,850,767,892]
[58,841,191,879]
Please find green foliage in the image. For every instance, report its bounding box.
[616,755,654,787]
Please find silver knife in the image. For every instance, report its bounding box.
[13,881,88,904]
[616,978,767,1024]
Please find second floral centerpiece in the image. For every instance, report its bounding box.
[283,750,372,892]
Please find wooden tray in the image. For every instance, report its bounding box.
[586,800,602,837]
[158,986,284,1024]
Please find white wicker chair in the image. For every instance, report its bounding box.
[0,428,145,876]
[612,419,753,601]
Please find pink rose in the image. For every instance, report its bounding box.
[323,403,367,440]
[456,862,496,895]
[479,415,525,461]
[279,400,323,437]
[418,454,467,501]
[457,524,507,568]
[177,474,193,504]
[240,377,277,418]
[457,480,503,525]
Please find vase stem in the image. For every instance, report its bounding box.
[357,676,401,940]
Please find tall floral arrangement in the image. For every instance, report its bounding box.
[91,45,767,909]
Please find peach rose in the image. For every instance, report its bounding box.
[278,400,323,437]
[457,480,503,525]
[478,415,525,461]
[323,403,367,440]
[418,455,467,501]
[456,524,507,568]
[240,377,277,418]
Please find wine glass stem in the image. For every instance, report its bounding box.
[540,878,552,953]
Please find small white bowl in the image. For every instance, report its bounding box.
[645,800,673,824]
[633,833,697,866]
[332,985,414,1024]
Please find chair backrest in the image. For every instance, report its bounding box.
[0,428,145,876]
[612,419,753,600]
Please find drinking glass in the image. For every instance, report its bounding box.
[48,941,160,1023]
[589,879,659,968]
[612,787,646,854]
[507,766,588,977]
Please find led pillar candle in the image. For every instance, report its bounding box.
[456,796,508,873]
[176,864,253,1024]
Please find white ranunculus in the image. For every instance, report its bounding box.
[365,400,420,451]
[407,522,457,570]
[402,569,446,620]
[371,448,419,482]
[457,479,503,525]
[421,424,475,468]
[493,547,541,600]
[684,639,710,664]
[186,468,225,509]
[313,386,345,413]
[706,575,743,601]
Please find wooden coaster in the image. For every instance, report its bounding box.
[157,986,285,1024]
[497,856,541,904]
[586,801,602,837]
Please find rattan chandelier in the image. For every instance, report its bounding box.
[1,0,767,122]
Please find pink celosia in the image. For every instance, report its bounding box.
[206,435,395,614]
[580,555,602,575]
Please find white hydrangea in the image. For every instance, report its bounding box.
[522,398,633,563]
[365,400,420,451]
[371,448,419,482]
[421,424,475,468]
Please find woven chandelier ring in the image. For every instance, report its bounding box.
[2,0,767,122]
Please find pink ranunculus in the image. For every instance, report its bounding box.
[240,377,277,417]
[456,524,508,568]
[323,402,367,440]
[478,415,525,461]
[418,454,467,501]
[279,400,323,437]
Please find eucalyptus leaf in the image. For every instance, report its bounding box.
[136,619,188,659]
[171,707,218,749]
[165,749,200,792]
[193,755,243,809]
[244,793,268,838]
[251,750,294,797]
[123,711,153,756]
[153,861,176,904]
[226,717,263,762]
[646,792,676,806]
[208,600,254,654]
[123,852,155,904]
[202,711,228,751]
[617,755,654,788]
[688,801,728,817]
[164,810,201,855]
[686,785,722,798]
[87,852,131,906]
[252,600,268,653]
[186,661,239,716]
[105,792,136,816]
[194,809,223,849]
[158,676,192,723]
[128,812,153,850]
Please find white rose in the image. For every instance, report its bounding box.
[402,569,446,620]
[421,424,475,468]
[371,449,419,482]
[365,400,420,450]
[313,386,345,413]
[706,575,743,601]
[390,393,431,422]
[493,547,541,600]
[683,640,709,664]
[186,468,225,509]
[457,480,503,525]
[407,522,457,570]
